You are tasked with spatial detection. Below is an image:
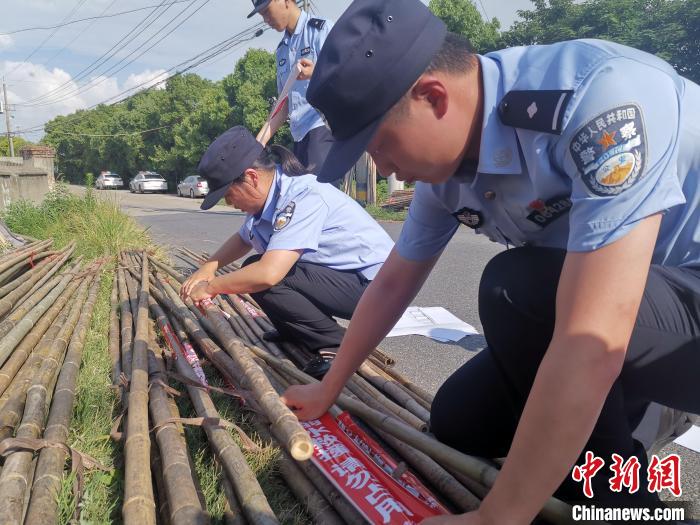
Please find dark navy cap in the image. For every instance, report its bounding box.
[198,126,263,210]
[307,0,447,182]
[247,0,272,19]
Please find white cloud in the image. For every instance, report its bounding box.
[123,69,168,91]
[0,35,13,50]
[1,61,166,141]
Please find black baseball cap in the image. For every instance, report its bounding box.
[307,0,446,182]
[198,126,263,210]
[247,0,272,19]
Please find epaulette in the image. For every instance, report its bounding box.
[498,90,574,135]
[308,18,326,30]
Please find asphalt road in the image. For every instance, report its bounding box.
[95,187,698,515]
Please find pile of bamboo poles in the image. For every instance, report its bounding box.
[381,189,414,211]
[111,247,575,525]
[0,238,105,525]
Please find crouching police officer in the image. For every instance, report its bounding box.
[281,0,700,522]
[181,126,394,378]
[247,0,334,174]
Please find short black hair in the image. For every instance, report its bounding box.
[388,32,476,120]
[425,32,476,75]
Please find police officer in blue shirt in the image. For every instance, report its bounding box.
[181,126,394,378]
[282,0,700,521]
[247,0,334,175]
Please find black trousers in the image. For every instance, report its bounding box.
[430,247,700,506]
[293,125,338,184]
[243,254,370,352]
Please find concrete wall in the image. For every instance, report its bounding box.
[0,147,55,212]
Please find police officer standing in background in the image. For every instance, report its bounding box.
[247,0,334,174]
[282,0,700,522]
[181,126,393,378]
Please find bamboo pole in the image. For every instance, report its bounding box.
[24,271,102,524]
[0,261,82,367]
[108,273,122,396]
[122,252,157,525]
[117,267,133,405]
[248,347,574,523]
[0,264,83,398]
[147,326,210,525]
[0,258,82,340]
[0,239,52,276]
[357,362,431,421]
[0,273,90,523]
[0,250,60,298]
[0,243,74,319]
[151,304,279,525]
[369,357,434,406]
[15,245,78,310]
[184,297,313,461]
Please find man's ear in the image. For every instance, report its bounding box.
[410,75,449,119]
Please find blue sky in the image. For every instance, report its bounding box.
[0,0,534,141]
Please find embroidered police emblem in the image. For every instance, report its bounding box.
[526,195,572,228]
[570,104,646,197]
[453,207,483,229]
[300,47,311,56]
[278,58,287,67]
[273,201,295,232]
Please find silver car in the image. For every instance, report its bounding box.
[129,171,168,194]
[95,171,123,189]
[177,175,209,198]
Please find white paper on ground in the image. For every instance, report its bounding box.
[673,425,700,453]
[386,306,479,342]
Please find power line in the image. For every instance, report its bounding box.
[0,1,193,36]
[24,0,210,108]
[11,22,266,136]
[43,124,172,137]
[43,0,119,68]
[476,0,490,20]
[6,0,91,77]
[16,0,174,106]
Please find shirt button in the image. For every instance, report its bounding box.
[484,190,496,200]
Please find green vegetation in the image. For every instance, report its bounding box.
[429,0,698,82]
[0,136,32,157]
[365,204,408,222]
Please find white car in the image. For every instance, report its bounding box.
[129,171,168,194]
[177,175,209,198]
[95,172,123,189]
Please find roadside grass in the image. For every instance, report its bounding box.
[2,182,309,524]
[365,204,407,222]
[2,182,154,260]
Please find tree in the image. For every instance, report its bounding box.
[223,48,292,146]
[429,0,502,53]
[0,136,31,157]
[501,0,699,83]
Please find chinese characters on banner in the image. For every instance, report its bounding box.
[302,413,448,524]
[572,451,682,499]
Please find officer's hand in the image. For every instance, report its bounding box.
[188,281,216,306]
[181,263,217,300]
[297,58,315,81]
[281,383,335,420]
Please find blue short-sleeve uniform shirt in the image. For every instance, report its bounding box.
[397,39,700,269]
[238,167,394,280]
[276,11,333,142]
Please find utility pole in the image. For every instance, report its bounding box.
[2,78,14,158]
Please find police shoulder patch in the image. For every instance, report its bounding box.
[300,46,311,56]
[570,104,646,197]
[273,201,296,232]
[308,18,326,29]
[278,58,287,67]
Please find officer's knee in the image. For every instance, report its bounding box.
[242,253,263,268]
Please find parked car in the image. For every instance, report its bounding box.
[129,171,168,194]
[177,175,209,198]
[95,171,123,189]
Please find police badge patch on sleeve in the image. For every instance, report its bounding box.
[569,104,646,197]
[453,207,483,229]
[273,201,295,232]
